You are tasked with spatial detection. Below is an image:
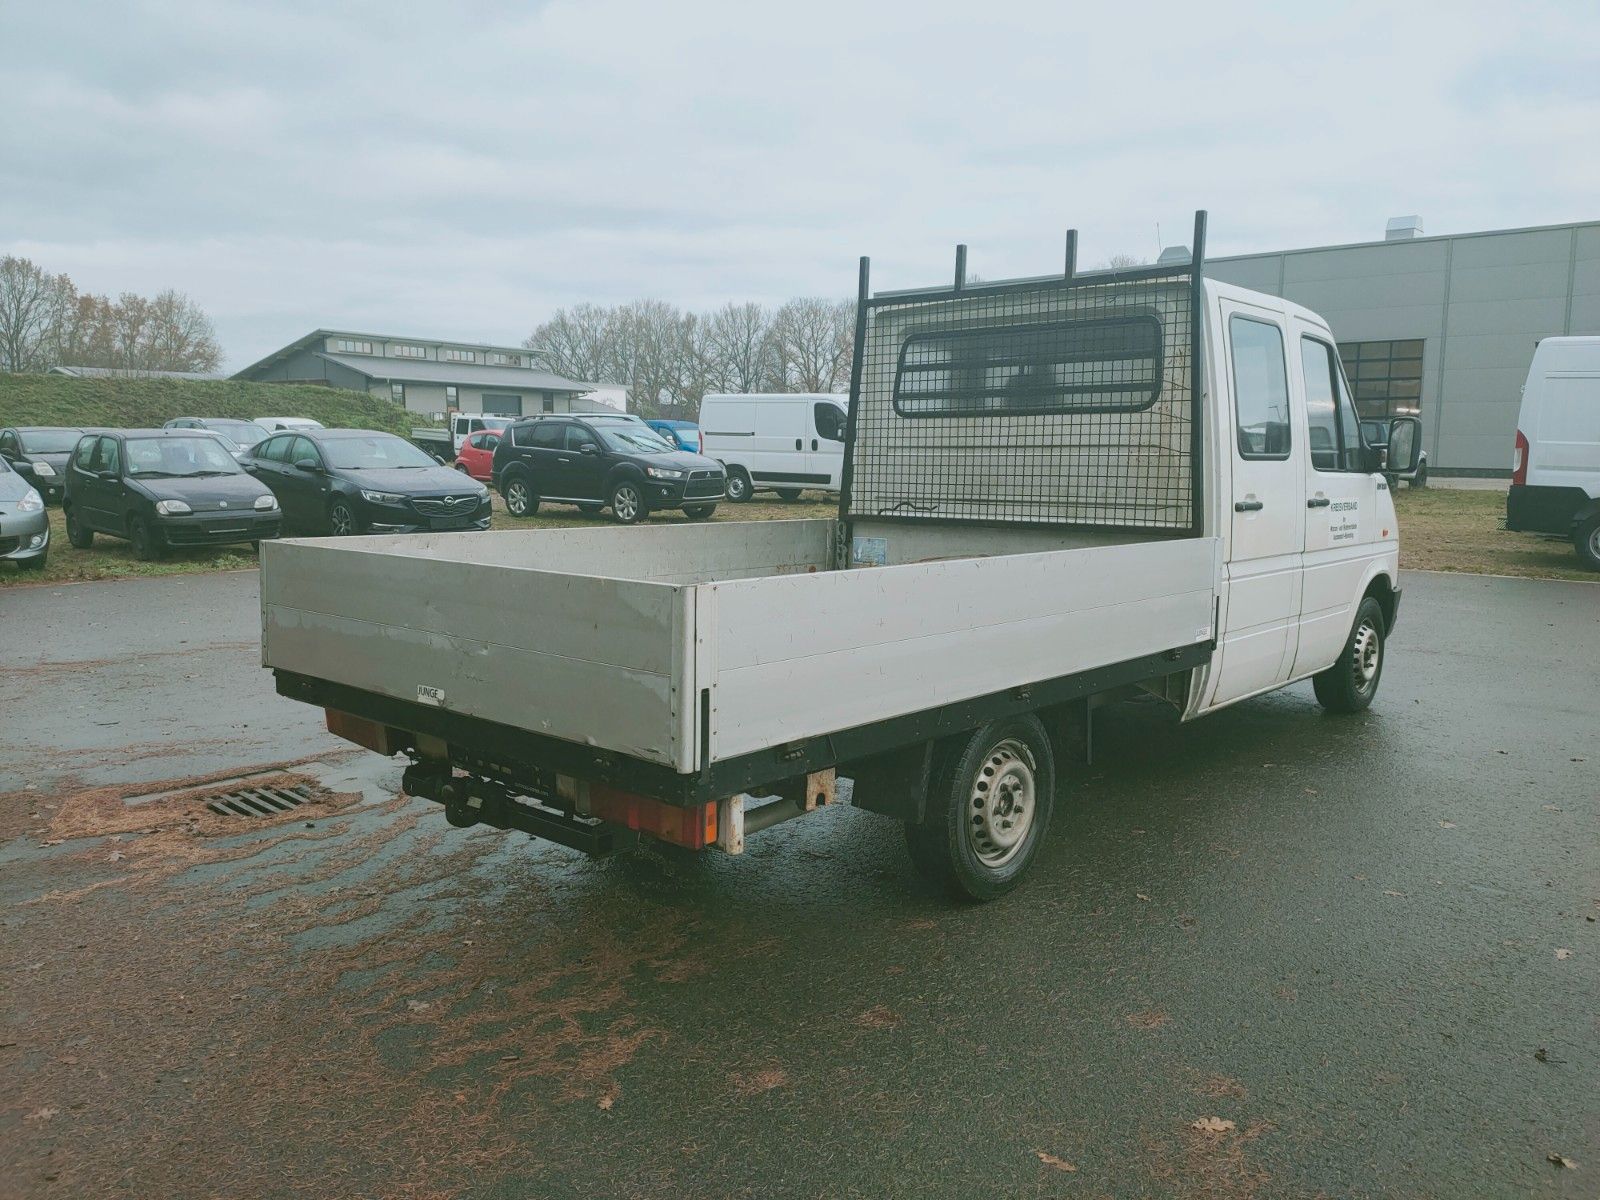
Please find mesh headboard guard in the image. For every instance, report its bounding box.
[841,215,1207,535]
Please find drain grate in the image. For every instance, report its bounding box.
[205,784,314,818]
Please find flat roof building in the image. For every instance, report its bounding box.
[1206,217,1600,473]
[232,330,620,419]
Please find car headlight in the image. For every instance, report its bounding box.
[645,466,684,480]
[154,499,192,515]
[254,494,278,510]
[17,489,43,512]
[360,489,407,505]
[32,461,56,477]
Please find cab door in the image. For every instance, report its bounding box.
[1210,303,1305,707]
[808,399,847,488]
[1291,327,1380,678]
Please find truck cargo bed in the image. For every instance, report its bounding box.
[262,520,1218,783]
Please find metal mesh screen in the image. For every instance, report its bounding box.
[846,268,1197,531]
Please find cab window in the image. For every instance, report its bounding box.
[0,431,16,455]
[93,437,121,476]
[814,402,846,442]
[1301,337,1364,471]
[74,437,97,470]
[565,425,597,452]
[1230,316,1291,459]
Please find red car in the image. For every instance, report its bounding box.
[454,429,500,483]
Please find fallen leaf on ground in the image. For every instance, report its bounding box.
[1384,890,1406,898]
[1136,892,1152,901]
[1191,1117,1236,1134]
[25,1107,59,1122]
[1534,1048,1549,1062]
[1439,820,1456,829]
[405,999,432,1012]
[1554,948,1572,961]
[1548,1153,1577,1169]
[597,1095,614,1111]
[1035,1151,1077,1172]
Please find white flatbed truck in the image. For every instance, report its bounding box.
[262,213,1423,899]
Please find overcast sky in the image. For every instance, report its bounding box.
[4,0,1598,370]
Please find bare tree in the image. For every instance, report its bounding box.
[703,301,776,393]
[1099,253,1148,270]
[523,303,621,383]
[0,256,54,372]
[142,289,223,372]
[771,297,853,393]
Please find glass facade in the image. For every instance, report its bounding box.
[1338,339,1424,420]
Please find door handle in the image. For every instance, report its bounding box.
[794,439,803,451]
[811,439,818,451]
[1234,499,1264,512]
[556,456,570,464]
[1307,496,1331,509]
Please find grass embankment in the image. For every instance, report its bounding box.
[1392,487,1593,582]
[0,373,415,436]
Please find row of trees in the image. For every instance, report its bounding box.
[0,256,223,376]
[525,297,854,418]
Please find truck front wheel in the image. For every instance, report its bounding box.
[904,714,1056,902]
[1573,512,1600,571]
[1313,596,1386,713]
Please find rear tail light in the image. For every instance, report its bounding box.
[1512,429,1528,485]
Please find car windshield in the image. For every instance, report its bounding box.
[205,421,264,447]
[598,425,674,453]
[20,429,82,453]
[322,435,436,470]
[125,436,242,477]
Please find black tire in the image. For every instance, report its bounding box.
[129,517,162,561]
[453,462,469,474]
[904,714,1056,902]
[502,475,537,518]
[1574,512,1600,571]
[683,504,716,520]
[1410,461,1428,488]
[327,498,361,537]
[775,488,802,501]
[1312,595,1386,713]
[19,550,46,571]
[725,467,753,503]
[610,479,646,525]
[65,506,93,549]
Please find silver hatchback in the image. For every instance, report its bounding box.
[0,455,50,572]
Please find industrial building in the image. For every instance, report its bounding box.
[232,330,619,419]
[1206,216,1600,473]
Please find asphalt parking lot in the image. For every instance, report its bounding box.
[2,569,1596,1198]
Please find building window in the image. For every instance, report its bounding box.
[445,386,458,409]
[487,351,522,366]
[334,338,374,354]
[391,382,406,405]
[1338,339,1424,420]
[481,393,522,416]
[541,394,555,412]
[393,344,426,359]
[443,348,476,363]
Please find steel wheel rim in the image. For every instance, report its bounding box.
[330,505,354,535]
[615,486,639,521]
[1589,525,1600,558]
[966,738,1037,867]
[1351,619,1380,693]
[729,476,746,499]
[507,481,529,514]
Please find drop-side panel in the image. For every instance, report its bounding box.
[706,537,1219,763]
[260,540,690,768]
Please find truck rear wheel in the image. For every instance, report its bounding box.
[904,714,1056,902]
[1313,596,1386,713]
[725,467,752,503]
[1574,512,1600,571]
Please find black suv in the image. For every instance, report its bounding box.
[63,429,282,559]
[492,415,724,524]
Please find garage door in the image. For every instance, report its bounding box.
[481,393,523,415]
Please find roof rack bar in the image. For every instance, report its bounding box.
[953,244,968,291]
[1064,229,1079,279]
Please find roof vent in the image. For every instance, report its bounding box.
[1385,215,1423,241]
[1155,244,1191,265]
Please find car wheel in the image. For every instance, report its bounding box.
[1312,596,1386,713]
[328,498,361,537]
[1574,512,1600,571]
[129,517,162,561]
[725,467,753,503]
[903,714,1056,902]
[610,480,645,525]
[454,462,469,474]
[683,504,716,520]
[503,476,537,517]
[775,488,802,501]
[65,506,94,549]
[19,550,46,571]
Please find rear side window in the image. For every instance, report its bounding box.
[525,422,565,449]
[1230,316,1291,459]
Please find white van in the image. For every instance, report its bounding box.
[1507,336,1600,569]
[699,393,848,501]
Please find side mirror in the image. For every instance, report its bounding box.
[579,443,599,455]
[1386,417,1422,475]
[294,458,320,472]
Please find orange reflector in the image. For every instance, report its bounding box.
[585,784,716,850]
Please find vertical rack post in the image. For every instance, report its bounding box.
[834,255,872,557]
[1188,209,1208,538]
[953,244,968,291]
[1064,229,1079,279]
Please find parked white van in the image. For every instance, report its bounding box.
[1507,336,1600,569]
[700,393,848,501]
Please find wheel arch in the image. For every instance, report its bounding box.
[1362,571,1398,634]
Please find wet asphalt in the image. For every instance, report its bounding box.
[1,568,1596,1198]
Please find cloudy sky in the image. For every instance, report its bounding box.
[4,0,1598,370]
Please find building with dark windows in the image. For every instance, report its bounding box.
[1205,216,1600,473]
[232,330,619,419]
